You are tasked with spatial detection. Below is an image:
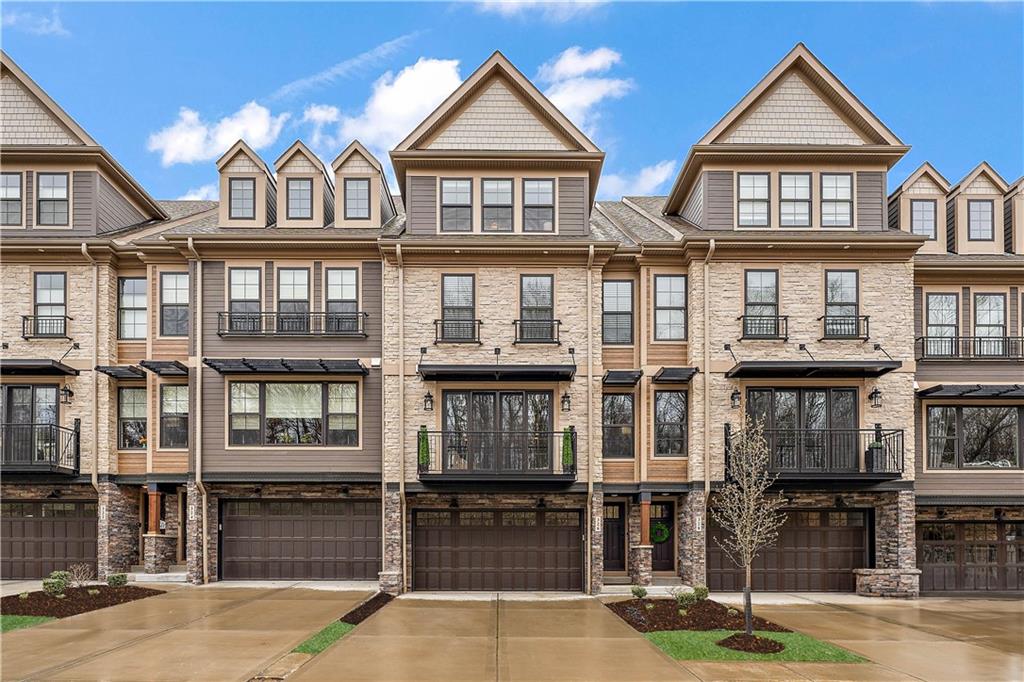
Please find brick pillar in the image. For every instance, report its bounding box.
[185,481,205,585]
[96,482,140,579]
[679,491,707,588]
[379,485,404,594]
[627,497,652,586]
[589,487,604,594]
[143,534,177,573]
[855,491,920,598]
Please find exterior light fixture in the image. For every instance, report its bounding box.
[561,392,571,412]
[423,392,434,412]
[59,386,74,405]
[730,390,741,409]
[869,388,882,409]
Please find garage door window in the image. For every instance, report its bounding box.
[503,511,538,526]
[228,381,359,447]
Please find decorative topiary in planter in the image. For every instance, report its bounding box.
[561,427,575,470]
[417,426,430,471]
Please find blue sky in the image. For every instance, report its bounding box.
[3,2,1022,202]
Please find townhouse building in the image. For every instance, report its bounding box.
[1,44,1020,597]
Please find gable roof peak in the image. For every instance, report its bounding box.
[890,161,950,197]
[274,139,326,173]
[331,139,384,173]
[216,139,274,179]
[950,161,1009,195]
[0,49,96,146]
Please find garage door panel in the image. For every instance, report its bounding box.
[1,501,98,579]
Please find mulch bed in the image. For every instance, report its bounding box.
[339,591,394,625]
[717,632,786,654]
[1,585,163,618]
[606,598,790,634]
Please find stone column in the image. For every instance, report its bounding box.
[143,534,177,573]
[147,487,163,534]
[96,482,140,579]
[855,491,920,598]
[679,491,707,588]
[627,496,652,586]
[379,485,404,594]
[589,487,604,594]
[185,481,205,584]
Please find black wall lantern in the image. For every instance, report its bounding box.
[869,387,882,409]
[561,392,571,412]
[730,389,741,409]
[423,391,434,412]
[60,386,74,405]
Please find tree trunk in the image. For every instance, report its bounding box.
[744,563,753,636]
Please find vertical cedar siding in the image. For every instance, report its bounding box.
[704,171,734,230]
[266,183,277,226]
[188,259,198,357]
[264,262,274,313]
[946,197,957,253]
[323,182,336,226]
[855,171,884,231]
[407,175,437,234]
[913,286,923,338]
[557,176,588,235]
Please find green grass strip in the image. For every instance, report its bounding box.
[646,629,865,663]
[1,615,56,633]
[291,621,356,655]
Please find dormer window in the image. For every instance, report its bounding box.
[37,173,69,226]
[911,200,936,239]
[1,172,22,226]
[821,173,853,227]
[523,179,554,232]
[968,200,993,241]
[286,178,313,220]
[737,173,769,227]
[344,178,370,220]
[441,179,472,232]
[482,179,513,232]
[229,178,256,220]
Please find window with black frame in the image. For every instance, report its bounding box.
[326,268,358,333]
[229,383,260,445]
[743,270,778,338]
[519,275,554,341]
[911,200,936,239]
[1,172,22,226]
[276,268,309,333]
[927,405,1020,469]
[482,179,513,232]
[441,274,475,341]
[229,268,261,332]
[737,173,769,227]
[344,178,370,220]
[36,173,69,226]
[228,382,358,447]
[602,280,633,344]
[118,387,147,450]
[118,277,147,340]
[159,385,188,449]
[824,270,859,337]
[654,275,686,340]
[286,178,313,220]
[33,272,66,336]
[440,179,472,232]
[925,293,957,357]
[974,294,1006,357]
[968,200,994,240]
[654,391,687,457]
[779,173,810,227]
[523,179,554,232]
[160,272,189,337]
[229,178,256,220]
[603,394,634,458]
[821,174,852,227]
[746,387,858,472]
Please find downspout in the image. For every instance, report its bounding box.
[396,244,407,591]
[81,243,99,492]
[702,239,716,499]
[187,237,209,584]
[586,244,594,594]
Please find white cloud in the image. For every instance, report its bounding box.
[598,160,676,199]
[2,8,70,37]
[147,102,290,167]
[177,183,219,201]
[476,1,606,23]
[302,104,341,149]
[537,46,620,82]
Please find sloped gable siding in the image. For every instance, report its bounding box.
[0,74,80,145]
[965,174,1000,195]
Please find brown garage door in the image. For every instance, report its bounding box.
[220,499,380,580]
[918,521,1024,593]
[1,500,98,579]
[413,509,583,591]
[707,509,869,592]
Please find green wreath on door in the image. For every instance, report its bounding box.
[650,520,671,544]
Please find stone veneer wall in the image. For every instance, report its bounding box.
[678,491,707,587]
[625,501,652,586]
[380,486,404,594]
[97,482,140,578]
[185,481,204,584]
[143,534,177,573]
[917,505,1024,522]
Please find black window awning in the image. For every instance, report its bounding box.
[726,360,902,379]
[203,358,368,375]
[652,367,698,384]
[139,360,189,377]
[917,384,1024,399]
[417,364,575,382]
[1,359,80,376]
[603,370,642,386]
[96,365,146,380]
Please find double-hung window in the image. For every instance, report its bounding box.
[824,270,859,338]
[523,179,554,232]
[286,178,313,220]
[654,391,687,457]
[118,277,147,340]
[821,174,853,227]
[737,173,769,227]
[229,178,256,220]
[229,383,260,445]
[602,394,634,458]
[925,293,958,357]
[779,173,811,227]
[974,294,1006,357]
[159,385,188,449]
[743,270,779,338]
[911,200,936,239]
[326,268,358,333]
[344,178,370,220]
[968,200,994,240]
[519,275,554,341]
[37,173,69,226]
[602,281,633,344]
[228,382,359,447]
[482,179,513,232]
[118,387,147,450]
[654,275,686,340]
[160,272,189,337]
[440,179,472,232]
[440,274,475,341]
[33,272,66,337]
[927,405,1020,469]
[1,172,22,226]
[276,268,309,333]
[229,268,261,332]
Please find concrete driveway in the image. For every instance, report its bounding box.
[1,585,372,682]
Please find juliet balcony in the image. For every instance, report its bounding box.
[915,336,1024,361]
[415,427,577,483]
[21,315,72,339]
[216,312,368,337]
[1,421,80,475]
[820,315,870,340]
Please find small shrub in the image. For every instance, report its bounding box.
[644,602,655,611]
[18,592,29,600]
[55,594,66,599]
[630,585,648,600]
[42,577,66,597]
[49,570,71,584]
[417,426,430,469]
[678,608,688,617]
[68,563,94,588]
[727,607,739,617]
[107,573,128,588]
[693,584,709,601]
[88,588,100,596]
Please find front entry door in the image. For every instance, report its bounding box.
[651,502,675,571]
[603,503,626,571]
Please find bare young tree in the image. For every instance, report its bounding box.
[710,416,787,636]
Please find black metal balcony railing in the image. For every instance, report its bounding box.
[216,312,368,337]
[416,428,577,480]
[915,336,1024,361]
[820,315,870,340]
[434,319,483,344]
[738,315,789,340]
[725,424,903,479]
[21,315,71,339]
[514,319,561,344]
[1,422,80,474]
